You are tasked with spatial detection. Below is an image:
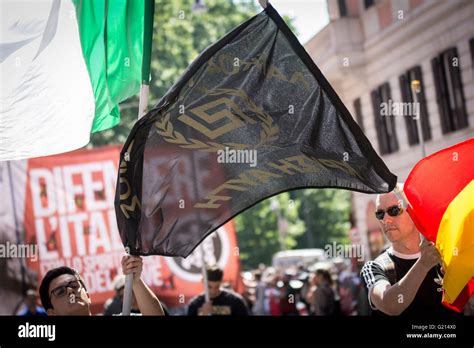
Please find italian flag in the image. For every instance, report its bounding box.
[0,0,153,161]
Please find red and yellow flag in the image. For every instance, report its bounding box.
[405,138,474,312]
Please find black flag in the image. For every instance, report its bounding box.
[115,4,397,257]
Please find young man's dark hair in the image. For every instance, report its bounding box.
[206,266,223,282]
[39,266,85,311]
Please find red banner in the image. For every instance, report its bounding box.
[22,146,243,313]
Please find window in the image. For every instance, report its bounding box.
[371,83,399,155]
[399,66,431,145]
[364,0,375,9]
[338,0,348,17]
[431,47,468,133]
[353,98,364,132]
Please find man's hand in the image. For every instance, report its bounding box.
[419,238,441,271]
[200,301,213,316]
[122,255,143,283]
[121,255,165,315]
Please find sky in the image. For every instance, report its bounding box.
[256,0,330,44]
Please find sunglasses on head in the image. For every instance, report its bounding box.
[50,279,83,299]
[375,203,404,220]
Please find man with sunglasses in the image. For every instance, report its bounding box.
[360,186,456,316]
[39,255,165,315]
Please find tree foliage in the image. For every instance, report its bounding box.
[235,189,350,270]
[291,189,351,249]
[234,192,306,270]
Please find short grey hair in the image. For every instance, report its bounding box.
[375,183,406,208]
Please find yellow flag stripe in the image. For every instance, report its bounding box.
[436,180,474,304]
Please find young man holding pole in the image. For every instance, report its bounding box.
[39,255,164,316]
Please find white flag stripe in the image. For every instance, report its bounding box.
[0,0,95,161]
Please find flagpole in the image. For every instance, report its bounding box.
[409,82,444,283]
[201,245,210,303]
[137,85,150,119]
[411,80,426,158]
[122,0,155,316]
[137,0,154,120]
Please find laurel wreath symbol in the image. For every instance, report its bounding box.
[154,87,279,152]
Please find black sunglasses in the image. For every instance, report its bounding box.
[375,204,404,220]
[50,279,83,299]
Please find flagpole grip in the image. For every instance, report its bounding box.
[121,247,134,316]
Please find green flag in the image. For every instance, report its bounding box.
[74,0,152,132]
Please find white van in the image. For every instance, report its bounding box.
[272,248,326,271]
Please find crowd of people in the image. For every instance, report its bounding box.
[241,258,369,316]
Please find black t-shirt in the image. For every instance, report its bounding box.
[187,289,249,316]
[360,248,457,316]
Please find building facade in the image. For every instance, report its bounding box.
[304,0,474,259]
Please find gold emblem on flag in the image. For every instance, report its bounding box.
[178,97,255,140]
[154,88,279,152]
